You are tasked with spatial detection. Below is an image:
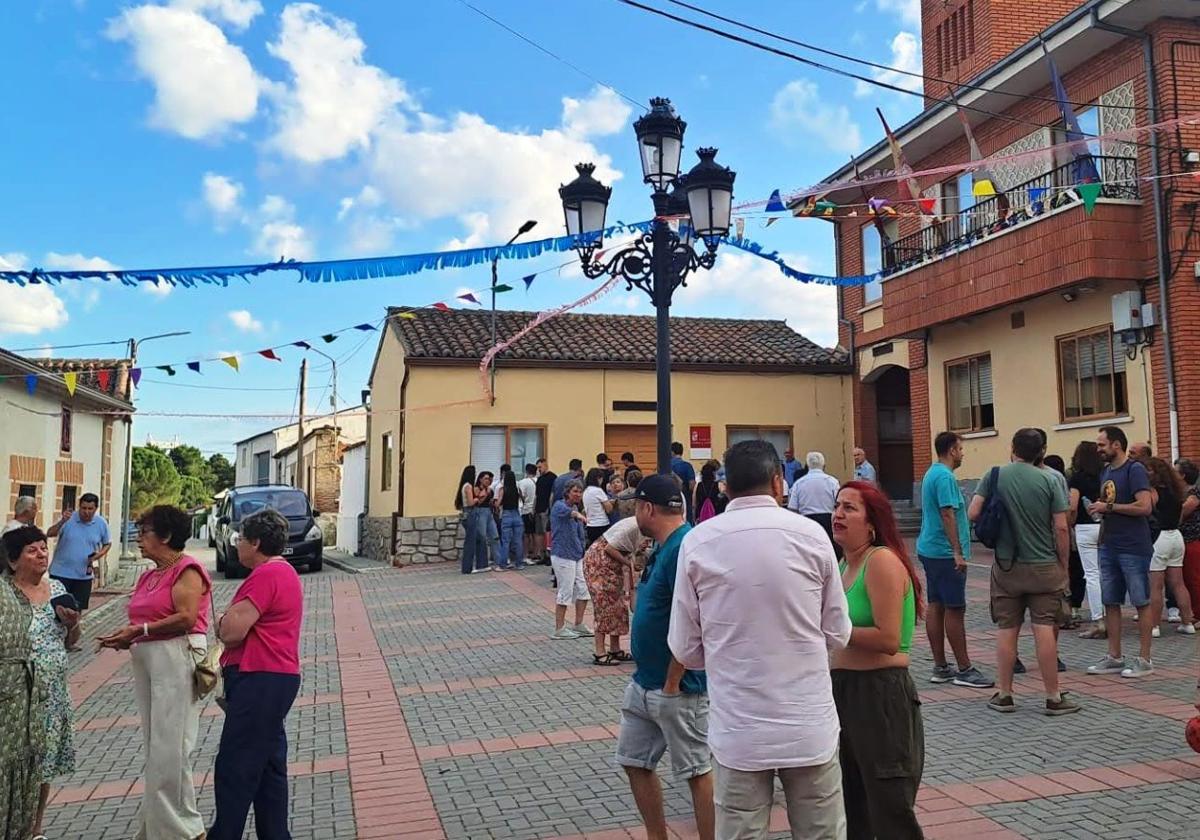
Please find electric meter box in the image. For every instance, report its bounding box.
[1112,291,1142,332]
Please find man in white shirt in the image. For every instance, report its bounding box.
[670,439,852,839]
[517,464,538,561]
[788,452,842,551]
[3,495,38,534]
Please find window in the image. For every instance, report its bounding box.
[18,484,35,499]
[381,432,393,492]
[60,405,72,454]
[1058,328,1127,421]
[240,447,247,467]
[861,225,883,303]
[945,354,994,432]
[470,426,546,478]
[727,426,793,464]
[254,452,270,486]
[61,485,77,513]
[935,2,975,73]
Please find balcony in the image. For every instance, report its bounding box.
[882,156,1139,275]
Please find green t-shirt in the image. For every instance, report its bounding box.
[975,462,1069,564]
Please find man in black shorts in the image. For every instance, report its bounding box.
[533,459,557,564]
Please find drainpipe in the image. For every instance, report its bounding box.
[1092,10,1179,461]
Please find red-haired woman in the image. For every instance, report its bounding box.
[830,480,925,840]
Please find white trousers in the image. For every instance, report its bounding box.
[131,634,206,840]
[1076,523,1103,621]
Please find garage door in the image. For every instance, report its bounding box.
[604,425,657,473]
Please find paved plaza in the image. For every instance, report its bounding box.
[49,544,1200,839]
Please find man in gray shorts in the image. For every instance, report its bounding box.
[616,475,713,840]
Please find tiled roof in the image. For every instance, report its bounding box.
[387,308,847,370]
[32,358,131,399]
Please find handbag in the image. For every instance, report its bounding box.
[190,586,224,702]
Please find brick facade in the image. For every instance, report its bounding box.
[8,454,47,529]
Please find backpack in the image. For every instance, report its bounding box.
[974,466,1018,568]
[697,497,717,522]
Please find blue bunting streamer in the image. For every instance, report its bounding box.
[0,219,874,289]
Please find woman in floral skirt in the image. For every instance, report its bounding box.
[582,517,647,665]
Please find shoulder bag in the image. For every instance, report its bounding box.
[190,585,224,702]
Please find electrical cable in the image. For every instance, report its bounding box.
[6,339,129,353]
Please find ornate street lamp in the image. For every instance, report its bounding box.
[558,97,736,474]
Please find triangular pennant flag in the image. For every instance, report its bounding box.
[353,323,376,331]
[64,372,77,396]
[321,334,337,343]
[130,368,142,387]
[97,369,111,391]
[815,199,837,217]
[972,178,997,198]
[187,361,201,373]
[433,302,451,311]
[1077,181,1102,214]
[764,217,780,228]
[765,189,787,213]
[918,197,937,214]
[1028,186,1047,204]
[25,374,36,395]
[220,356,239,372]
[493,284,513,293]
[157,365,176,376]
[293,341,312,350]
[258,349,282,361]
[522,274,535,290]
[457,293,481,305]
[396,312,417,319]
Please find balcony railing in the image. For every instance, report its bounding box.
[881,156,1138,276]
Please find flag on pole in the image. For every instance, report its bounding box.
[877,108,928,212]
[64,372,77,396]
[1040,38,1100,183]
[948,86,1009,219]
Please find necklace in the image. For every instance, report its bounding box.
[144,552,184,591]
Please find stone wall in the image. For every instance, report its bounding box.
[394,515,463,566]
[361,515,393,563]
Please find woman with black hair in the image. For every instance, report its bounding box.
[455,465,487,574]
[694,460,727,522]
[1069,440,1106,639]
[581,468,614,547]
[496,468,526,570]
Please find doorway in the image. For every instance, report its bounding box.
[875,366,914,500]
[604,425,657,473]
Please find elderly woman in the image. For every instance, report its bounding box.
[209,509,304,840]
[582,517,646,665]
[98,505,210,840]
[0,526,48,840]
[6,525,79,840]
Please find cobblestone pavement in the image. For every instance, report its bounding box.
[47,543,1200,839]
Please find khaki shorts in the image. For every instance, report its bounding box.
[989,561,1067,629]
[616,682,711,780]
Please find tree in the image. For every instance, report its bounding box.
[178,475,210,511]
[131,446,181,516]
[169,444,215,490]
[208,453,236,493]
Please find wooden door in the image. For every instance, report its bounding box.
[604,425,657,473]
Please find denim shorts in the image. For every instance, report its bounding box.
[1098,546,1152,608]
[616,681,710,780]
[918,555,966,609]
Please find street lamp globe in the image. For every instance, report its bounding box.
[684,147,736,247]
[666,175,694,248]
[633,97,686,191]
[558,163,612,244]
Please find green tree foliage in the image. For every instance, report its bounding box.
[207,453,236,493]
[169,444,215,489]
[131,446,181,516]
[178,475,210,511]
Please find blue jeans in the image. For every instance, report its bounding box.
[208,667,301,840]
[460,509,490,574]
[1098,545,1152,608]
[498,509,525,568]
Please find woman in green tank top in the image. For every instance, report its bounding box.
[830,481,926,840]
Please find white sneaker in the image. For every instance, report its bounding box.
[1168,607,1182,623]
[550,627,580,640]
[1120,656,1155,679]
[1151,626,1161,638]
[571,624,594,637]
[1178,623,1196,635]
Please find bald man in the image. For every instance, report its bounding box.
[853,448,877,484]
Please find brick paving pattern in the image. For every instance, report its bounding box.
[42,546,1200,838]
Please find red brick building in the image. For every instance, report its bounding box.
[828,0,1200,499]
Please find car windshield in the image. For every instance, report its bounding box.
[233,491,309,519]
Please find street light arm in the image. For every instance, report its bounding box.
[578,224,715,306]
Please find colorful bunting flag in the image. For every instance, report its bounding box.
[948,85,1009,220]
[25,374,36,395]
[220,356,239,372]
[97,369,111,391]
[457,293,481,305]
[815,199,837,217]
[157,365,176,376]
[1040,38,1100,184]
[293,341,312,350]
[396,312,417,319]
[64,372,77,396]
[1077,181,1102,214]
[258,349,282,361]
[321,334,337,343]
[130,368,142,387]
[972,179,997,198]
[1028,186,1047,204]
[187,361,201,373]
[522,274,536,290]
[353,323,376,331]
[918,197,937,214]
[868,197,896,216]
[765,189,787,213]
[764,217,780,228]
[493,284,513,293]
[433,302,451,311]
[877,108,927,210]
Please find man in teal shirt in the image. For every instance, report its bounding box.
[917,433,992,689]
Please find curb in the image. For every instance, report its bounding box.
[323,553,363,575]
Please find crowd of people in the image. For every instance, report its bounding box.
[0,496,304,840]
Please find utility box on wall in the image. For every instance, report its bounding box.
[1111,291,1143,333]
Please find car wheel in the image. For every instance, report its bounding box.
[224,549,244,579]
[309,556,323,573]
[215,544,225,572]
[208,534,216,548]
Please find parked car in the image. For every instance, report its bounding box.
[213,485,324,578]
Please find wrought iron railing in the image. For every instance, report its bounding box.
[881,156,1138,276]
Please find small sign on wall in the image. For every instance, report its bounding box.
[689,425,712,460]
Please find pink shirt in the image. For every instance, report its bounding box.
[221,559,303,674]
[127,555,211,642]
[668,495,851,771]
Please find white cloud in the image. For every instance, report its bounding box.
[252,194,314,259]
[561,87,632,138]
[142,281,173,298]
[44,252,119,271]
[228,308,263,332]
[675,250,838,346]
[876,0,920,27]
[855,31,923,97]
[769,80,863,155]
[172,0,263,30]
[202,172,245,226]
[0,252,70,337]
[107,4,260,139]
[266,3,410,163]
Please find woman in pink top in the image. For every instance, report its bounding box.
[209,509,304,840]
[97,505,210,840]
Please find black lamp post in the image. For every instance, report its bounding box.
[558,97,735,474]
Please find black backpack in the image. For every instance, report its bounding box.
[974,466,1018,568]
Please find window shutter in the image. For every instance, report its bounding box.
[471,427,506,478]
[977,356,994,404]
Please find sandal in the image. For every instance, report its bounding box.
[608,650,632,661]
[592,653,621,666]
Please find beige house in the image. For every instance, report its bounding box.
[363,308,853,563]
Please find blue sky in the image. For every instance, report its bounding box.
[0,0,923,455]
